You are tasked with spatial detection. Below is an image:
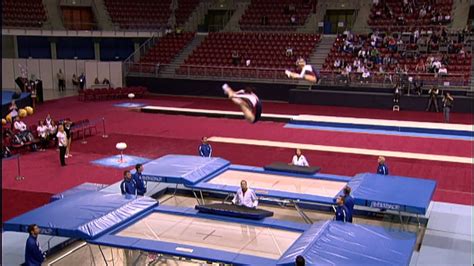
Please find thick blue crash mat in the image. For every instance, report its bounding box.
[348,173,436,215]
[4,191,157,239]
[140,154,230,186]
[277,220,417,266]
[195,203,274,220]
[50,182,108,202]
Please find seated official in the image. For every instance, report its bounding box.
[120,170,137,196]
[290,148,309,167]
[25,224,45,266]
[198,136,212,157]
[377,156,389,175]
[334,196,350,223]
[343,186,354,223]
[232,180,258,208]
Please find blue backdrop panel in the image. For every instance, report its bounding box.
[348,173,436,214]
[277,221,417,266]
[141,155,230,185]
[50,182,108,202]
[4,191,158,239]
[17,36,52,59]
[99,38,134,61]
[56,37,94,60]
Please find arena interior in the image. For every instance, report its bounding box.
[1,0,473,265]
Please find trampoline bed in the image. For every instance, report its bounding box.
[141,155,436,216]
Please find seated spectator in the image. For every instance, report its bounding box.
[94,77,100,85]
[231,50,241,66]
[13,117,35,147]
[45,114,53,127]
[14,116,28,133]
[353,58,361,69]
[415,59,426,72]
[290,15,297,25]
[37,120,48,151]
[290,148,309,167]
[333,59,342,69]
[102,78,110,85]
[432,59,442,73]
[47,120,58,140]
[361,67,371,83]
[342,64,352,83]
[437,65,448,76]
[286,46,293,57]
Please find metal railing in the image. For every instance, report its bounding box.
[125,62,472,90]
[123,33,161,75]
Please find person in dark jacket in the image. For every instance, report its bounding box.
[120,170,137,196]
[334,196,349,222]
[377,156,389,175]
[198,137,212,157]
[133,163,146,196]
[25,224,45,266]
[343,186,354,223]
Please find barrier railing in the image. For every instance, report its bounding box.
[126,62,471,89]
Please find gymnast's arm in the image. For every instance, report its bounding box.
[250,190,258,208]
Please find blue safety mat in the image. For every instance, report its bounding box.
[289,119,474,137]
[91,155,151,169]
[277,220,416,266]
[348,173,436,215]
[114,102,147,108]
[4,191,158,239]
[141,155,230,186]
[50,182,108,202]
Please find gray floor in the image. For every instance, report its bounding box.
[411,202,473,266]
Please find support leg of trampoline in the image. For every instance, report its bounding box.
[222,193,232,204]
[192,190,202,205]
[160,184,178,204]
[293,202,313,224]
[199,190,205,205]
[416,214,421,228]
[98,245,109,266]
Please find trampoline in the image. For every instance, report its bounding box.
[139,155,436,223]
[4,195,418,266]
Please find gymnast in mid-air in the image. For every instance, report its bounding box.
[285,57,319,83]
[222,83,262,124]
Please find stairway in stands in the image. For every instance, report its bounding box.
[308,35,335,69]
[158,33,208,77]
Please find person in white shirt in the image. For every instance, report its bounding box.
[361,68,371,83]
[14,117,27,132]
[232,180,258,208]
[57,125,67,166]
[437,65,448,76]
[45,114,53,127]
[291,148,309,167]
[37,120,49,151]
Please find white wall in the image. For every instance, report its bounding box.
[2,59,122,91]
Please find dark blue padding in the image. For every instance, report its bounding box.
[277,220,417,266]
[289,119,474,137]
[140,155,230,186]
[348,173,436,215]
[4,191,158,239]
[195,203,274,220]
[263,162,321,175]
[50,182,108,202]
[90,205,309,265]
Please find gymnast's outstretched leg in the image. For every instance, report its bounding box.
[222,84,259,123]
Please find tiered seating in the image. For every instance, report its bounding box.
[79,86,147,102]
[323,33,471,86]
[130,32,195,73]
[368,0,453,31]
[2,0,47,28]
[176,32,320,79]
[176,0,200,26]
[104,0,171,30]
[239,0,312,31]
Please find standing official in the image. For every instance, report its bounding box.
[232,180,258,208]
[442,92,454,123]
[290,148,309,167]
[334,196,349,222]
[120,170,137,196]
[198,137,212,157]
[25,224,45,266]
[377,156,389,175]
[343,186,354,223]
[133,164,147,196]
[56,125,67,166]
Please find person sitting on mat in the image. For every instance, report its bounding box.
[133,163,147,196]
[120,170,137,196]
[198,136,212,157]
[222,84,262,124]
[376,156,389,175]
[333,196,349,223]
[290,148,309,167]
[232,180,258,208]
[343,186,354,223]
[285,57,319,83]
